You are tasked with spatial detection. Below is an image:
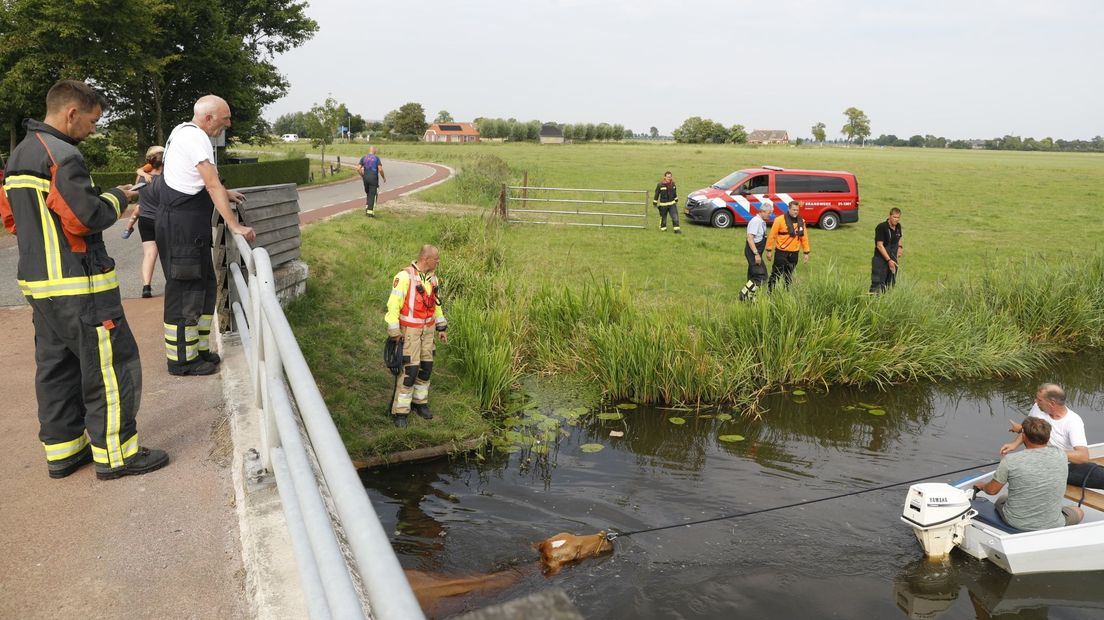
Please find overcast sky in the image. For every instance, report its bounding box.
[266,0,1102,140]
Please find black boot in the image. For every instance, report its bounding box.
[95,447,170,480]
[412,402,433,420]
[48,444,93,479]
[168,359,219,376]
[199,350,222,365]
[392,415,409,428]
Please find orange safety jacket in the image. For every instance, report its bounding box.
[766,213,811,254]
[386,263,447,330]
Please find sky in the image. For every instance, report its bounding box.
[265,0,1103,140]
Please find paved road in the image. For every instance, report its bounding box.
[0,159,449,307]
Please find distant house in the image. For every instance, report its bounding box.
[423,122,480,143]
[539,124,564,145]
[747,129,790,145]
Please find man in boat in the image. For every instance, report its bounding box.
[1001,383,1102,489]
[978,416,1083,530]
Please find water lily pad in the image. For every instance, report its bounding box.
[568,407,589,416]
[580,443,605,453]
[668,417,686,425]
[496,444,521,454]
[552,408,572,417]
[716,413,734,421]
[616,403,638,410]
[597,412,624,421]
[843,405,862,411]
[793,398,807,405]
[698,415,714,419]
[858,402,880,409]
[502,416,522,427]
[542,430,558,442]
[718,435,746,443]
[792,389,806,396]
[532,444,549,455]
[867,409,887,416]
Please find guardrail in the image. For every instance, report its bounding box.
[228,233,424,620]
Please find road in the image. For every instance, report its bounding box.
[0,159,450,307]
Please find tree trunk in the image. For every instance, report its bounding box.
[153,78,165,146]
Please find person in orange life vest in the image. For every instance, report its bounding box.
[385,245,448,428]
[765,200,811,291]
[652,171,680,233]
[1,80,168,479]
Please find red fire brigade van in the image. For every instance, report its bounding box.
[683,165,859,230]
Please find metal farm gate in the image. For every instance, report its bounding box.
[496,176,649,229]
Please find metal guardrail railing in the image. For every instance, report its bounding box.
[228,234,424,620]
[501,184,649,229]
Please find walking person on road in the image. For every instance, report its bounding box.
[765,201,811,291]
[0,80,169,480]
[158,94,255,376]
[739,201,773,301]
[870,207,903,294]
[358,146,386,217]
[652,171,680,233]
[385,245,448,428]
[124,146,166,298]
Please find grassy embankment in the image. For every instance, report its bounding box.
[283,143,1104,458]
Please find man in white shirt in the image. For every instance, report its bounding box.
[739,202,773,301]
[156,95,255,376]
[1001,383,1101,488]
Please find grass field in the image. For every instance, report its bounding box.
[281,142,1104,458]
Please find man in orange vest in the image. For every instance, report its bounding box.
[385,245,448,427]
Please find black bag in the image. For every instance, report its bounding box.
[384,337,403,376]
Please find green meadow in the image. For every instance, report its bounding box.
[281,142,1104,458]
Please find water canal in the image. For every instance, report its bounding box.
[362,356,1104,619]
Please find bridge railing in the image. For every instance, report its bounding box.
[228,233,424,620]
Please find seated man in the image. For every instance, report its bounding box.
[978,416,1083,531]
[1002,382,1102,488]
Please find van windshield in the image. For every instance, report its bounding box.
[713,171,749,190]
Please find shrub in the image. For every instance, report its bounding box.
[90,158,310,189]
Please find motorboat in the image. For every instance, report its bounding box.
[901,443,1104,575]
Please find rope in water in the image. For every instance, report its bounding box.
[605,461,1001,541]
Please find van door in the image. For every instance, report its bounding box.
[729,173,773,222]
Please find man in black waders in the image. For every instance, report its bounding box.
[0,80,168,479]
[739,201,774,301]
[765,200,811,291]
[653,171,681,233]
[157,95,255,376]
[870,207,903,294]
[385,245,448,428]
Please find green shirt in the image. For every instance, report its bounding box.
[994,445,1068,531]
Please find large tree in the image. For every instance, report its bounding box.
[811,122,826,143]
[672,117,728,144]
[841,107,871,145]
[384,102,428,137]
[434,110,453,123]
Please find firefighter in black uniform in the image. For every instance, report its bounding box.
[0,81,169,479]
[157,95,255,376]
[653,171,681,233]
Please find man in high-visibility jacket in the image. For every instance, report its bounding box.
[385,245,448,428]
[765,200,811,291]
[0,80,169,480]
[652,171,681,233]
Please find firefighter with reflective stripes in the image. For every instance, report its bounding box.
[158,95,255,376]
[0,81,168,479]
[765,200,812,291]
[385,245,448,428]
[653,171,681,233]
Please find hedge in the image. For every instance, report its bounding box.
[91,158,310,190]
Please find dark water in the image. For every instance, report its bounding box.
[362,357,1104,619]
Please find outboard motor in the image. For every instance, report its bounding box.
[901,483,977,558]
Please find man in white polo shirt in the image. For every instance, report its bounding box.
[157,95,255,376]
[1001,382,1102,488]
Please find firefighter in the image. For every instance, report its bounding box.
[653,171,681,233]
[0,80,169,479]
[157,95,255,376]
[765,200,811,291]
[385,245,448,428]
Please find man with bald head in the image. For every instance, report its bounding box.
[158,95,256,376]
[356,145,386,217]
[384,244,448,427]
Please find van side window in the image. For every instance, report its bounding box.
[739,174,770,194]
[776,174,808,193]
[810,176,850,193]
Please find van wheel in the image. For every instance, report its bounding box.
[818,211,840,231]
[711,210,733,229]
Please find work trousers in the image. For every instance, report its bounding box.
[657,205,679,228]
[156,186,217,369]
[391,325,436,415]
[363,177,380,211]
[870,255,897,294]
[31,293,142,469]
[768,250,800,291]
[740,239,768,301]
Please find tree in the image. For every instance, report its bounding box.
[841,107,871,145]
[811,122,826,143]
[672,117,728,144]
[908,134,925,148]
[728,124,748,144]
[384,102,427,137]
[649,126,659,139]
[623,128,634,140]
[308,96,342,175]
[434,110,453,123]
